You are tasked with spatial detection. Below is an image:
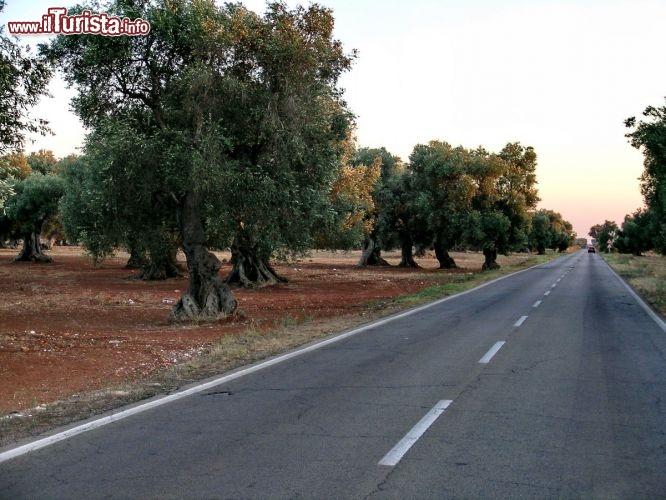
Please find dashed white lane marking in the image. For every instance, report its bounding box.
[556,278,562,283]
[551,283,557,288]
[533,300,542,308]
[378,400,453,467]
[544,291,551,296]
[479,341,506,364]
[514,315,528,327]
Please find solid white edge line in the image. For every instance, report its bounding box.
[478,341,506,364]
[602,258,666,333]
[514,315,528,327]
[378,400,452,467]
[0,254,577,464]
[533,300,542,308]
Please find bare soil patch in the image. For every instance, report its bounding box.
[0,246,546,446]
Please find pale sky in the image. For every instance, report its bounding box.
[4,0,665,239]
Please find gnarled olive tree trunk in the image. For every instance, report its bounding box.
[398,235,419,268]
[482,248,500,270]
[15,220,51,263]
[140,247,181,280]
[170,190,236,321]
[225,228,287,288]
[434,236,457,269]
[358,236,390,267]
[125,246,147,269]
[126,240,181,280]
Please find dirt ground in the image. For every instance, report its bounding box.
[1,246,480,417]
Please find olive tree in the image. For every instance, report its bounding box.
[465,143,539,270]
[354,147,402,267]
[44,0,354,320]
[408,141,476,268]
[625,100,666,253]
[0,0,52,154]
[5,173,64,262]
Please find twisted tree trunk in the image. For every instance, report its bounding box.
[126,241,181,280]
[140,247,181,280]
[170,190,237,321]
[15,220,51,263]
[398,235,419,268]
[225,229,287,288]
[125,247,147,269]
[358,236,390,267]
[482,248,500,270]
[434,236,457,269]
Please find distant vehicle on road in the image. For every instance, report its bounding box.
[588,245,596,253]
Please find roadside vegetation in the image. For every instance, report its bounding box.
[591,96,666,319]
[591,97,666,260]
[602,253,666,316]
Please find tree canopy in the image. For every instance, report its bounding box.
[463,143,539,269]
[614,208,652,256]
[529,209,575,254]
[0,0,52,154]
[407,141,476,268]
[27,149,58,175]
[4,173,65,261]
[589,220,618,252]
[625,99,666,253]
[45,0,355,319]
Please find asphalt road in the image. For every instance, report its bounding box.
[1,251,665,499]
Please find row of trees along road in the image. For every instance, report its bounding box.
[1,0,576,322]
[327,141,572,271]
[591,98,666,256]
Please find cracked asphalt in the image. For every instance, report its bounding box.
[2,251,666,498]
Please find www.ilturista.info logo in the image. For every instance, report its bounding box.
[8,7,150,36]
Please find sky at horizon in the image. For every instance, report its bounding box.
[3,0,665,240]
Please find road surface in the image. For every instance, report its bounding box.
[1,251,665,498]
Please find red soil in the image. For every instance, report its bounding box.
[0,247,446,415]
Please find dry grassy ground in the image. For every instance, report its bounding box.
[602,252,666,315]
[1,246,558,447]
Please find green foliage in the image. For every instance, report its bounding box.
[495,142,540,250]
[0,156,17,209]
[529,212,550,254]
[47,0,355,273]
[463,143,539,266]
[529,209,575,254]
[316,144,404,252]
[315,148,381,250]
[27,149,58,175]
[589,220,618,252]
[408,141,476,251]
[4,173,64,234]
[352,146,402,182]
[614,208,653,256]
[625,100,666,253]
[59,119,181,268]
[374,169,425,256]
[0,1,52,153]
[464,209,511,252]
[368,140,540,269]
